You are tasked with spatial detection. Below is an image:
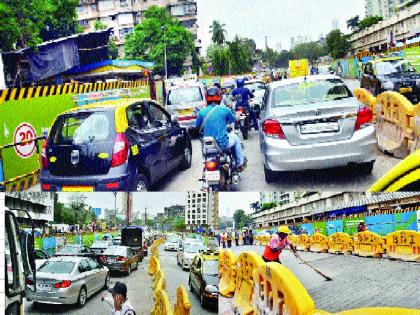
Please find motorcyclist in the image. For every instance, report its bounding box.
[196,87,247,171]
[232,77,258,130]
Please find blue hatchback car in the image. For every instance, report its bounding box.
[40,98,192,191]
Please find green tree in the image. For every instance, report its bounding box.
[174,216,186,231]
[93,20,118,59]
[93,20,107,31]
[250,202,260,213]
[233,209,252,229]
[357,15,383,31]
[228,36,253,74]
[209,20,226,45]
[124,6,194,76]
[292,41,326,63]
[346,15,360,31]
[325,30,351,59]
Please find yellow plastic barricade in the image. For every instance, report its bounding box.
[288,235,298,246]
[263,235,270,246]
[328,232,353,255]
[353,231,386,258]
[411,105,420,153]
[385,230,420,262]
[173,286,191,315]
[219,249,237,297]
[309,233,329,253]
[296,234,311,251]
[253,262,316,315]
[311,307,420,315]
[353,88,377,121]
[149,255,160,276]
[152,269,165,292]
[233,251,265,315]
[151,289,173,315]
[375,91,417,158]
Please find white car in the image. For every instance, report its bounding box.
[177,242,207,270]
[164,238,179,251]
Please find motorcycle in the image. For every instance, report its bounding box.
[200,132,240,192]
[235,107,252,140]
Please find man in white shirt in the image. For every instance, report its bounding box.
[102,281,136,315]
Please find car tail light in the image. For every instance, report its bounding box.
[41,139,48,169]
[111,133,129,167]
[116,256,127,262]
[99,255,106,262]
[54,280,72,288]
[205,160,218,171]
[25,278,34,285]
[41,183,51,191]
[178,115,197,121]
[263,119,285,139]
[236,108,245,114]
[105,182,119,189]
[355,107,373,131]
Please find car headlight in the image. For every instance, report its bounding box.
[381,81,394,90]
[205,285,218,293]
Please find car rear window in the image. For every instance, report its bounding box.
[168,87,203,105]
[203,260,218,275]
[103,246,127,256]
[51,111,115,145]
[272,80,352,107]
[38,261,75,274]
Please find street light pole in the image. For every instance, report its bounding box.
[113,192,117,226]
[161,26,168,80]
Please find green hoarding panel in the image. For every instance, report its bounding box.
[343,217,364,235]
[312,221,327,235]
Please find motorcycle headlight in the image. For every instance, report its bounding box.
[381,81,394,90]
[205,285,218,293]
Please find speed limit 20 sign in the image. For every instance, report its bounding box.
[13,123,37,158]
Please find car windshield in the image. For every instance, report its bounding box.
[103,246,127,256]
[203,260,218,275]
[376,60,416,75]
[168,87,203,105]
[51,111,114,145]
[38,261,75,274]
[56,245,82,255]
[91,241,108,249]
[245,82,265,91]
[272,79,352,107]
[184,243,205,253]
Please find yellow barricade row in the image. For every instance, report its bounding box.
[218,249,237,297]
[353,231,386,258]
[296,234,311,251]
[288,234,298,246]
[311,307,420,315]
[328,232,353,255]
[310,233,329,253]
[385,230,420,262]
[151,289,173,315]
[152,269,165,292]
[233,251,265,315]
[173,286,191,315]
[149,255,160,276]
[253,262,316,315]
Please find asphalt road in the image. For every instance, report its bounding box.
[219,244,420,314]
[157,79,400,192]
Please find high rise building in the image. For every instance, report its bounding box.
[76,0,201,63]
[164,205,185,217]
[332,19,339,30]
[365,0,415,20]
[259,192,297,206]
[185,192,218,231]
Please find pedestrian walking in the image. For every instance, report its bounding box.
[221,232,226,248]
[235,230,239,246]
[227,229,232,248]
[102,281,136,315]
[217,233,221,246]
[262,226,299,264]
[249,229,254,245]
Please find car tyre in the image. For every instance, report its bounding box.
[189,278,194,293]
[358,161,374,174]
[103,273,110,289]
[200,291,207,308]
[132,173,149,191]
[264,166,275,183]
[126,265,131,276]
[77,286,87,308]
[180,146,192,170]
[135,261,139,270]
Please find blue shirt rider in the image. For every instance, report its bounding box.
[232,78,258,130]
[196,86,246,170]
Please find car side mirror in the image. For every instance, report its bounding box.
[171,115,179,125]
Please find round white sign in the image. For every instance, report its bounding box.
[13,123,37,158]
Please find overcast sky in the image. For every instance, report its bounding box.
[219,192,260,217]
[197,0,365,51]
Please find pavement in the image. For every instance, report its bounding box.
[219,244,420,314]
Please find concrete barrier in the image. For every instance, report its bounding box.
[310,233,329,253]
[173,286,191,315]
[233,251,265,315]
[353,231,386,258]
[385,230,420,262]
[218,249,237,297]
[328,232,353,255]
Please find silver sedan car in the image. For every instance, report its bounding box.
[260,75,376,182]
[26,256,109,307]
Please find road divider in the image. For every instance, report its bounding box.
[328,232,353,255]
[218,249,237,297]
[309,233,329,253]
[353,231,386,258]
[385,230,420,262]
[295,234,311,251]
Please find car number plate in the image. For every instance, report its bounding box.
[300,122,339,134]
[37,283,52,291]
[399,87,412,93]
[178,109,193,116]
[62,186,94,192]
[205,171,220,182]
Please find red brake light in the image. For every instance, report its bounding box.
[355,107,373,130]
[42,183,51,191]
[263,119,285,139]
[117,256,127,262]
[25,278,34,285]
[105,182,119,189]
[205,160,218,171]
[111,133,129,167]
[54,280,72,288]
[41,139,48,169]
[236,108,245,114]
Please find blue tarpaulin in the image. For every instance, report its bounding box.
[327,205,367,217]
[65,60,154,75]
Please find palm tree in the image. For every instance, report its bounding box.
[209,20,226,45]
[250,202,260,213]
[346,16,360,31]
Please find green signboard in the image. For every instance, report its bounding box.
[404,46,420,72]
[312,221,327,235]
[343,217,364,235]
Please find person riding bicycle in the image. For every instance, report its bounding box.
[262,226,299,263]
[232,77,258,130]
[196,87,247,171]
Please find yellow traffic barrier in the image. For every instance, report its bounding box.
[376,91,417,158]
[151,289,173,315]
[385,230,420,262]
[328,232,353,255]
[152,269,166,292]
[253,262,316,315]
[149,255,160,276]
[288,234,298,246]
[310,233,329,253]
[296,234,311,251]
[410,105,420,153]
[353,231,386,258]
[311,307,420,315]
[218,249,237,297]
[173,286,191,315]
[262,235,270,246]
[232,251,264,315]
[354,88,377,121]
